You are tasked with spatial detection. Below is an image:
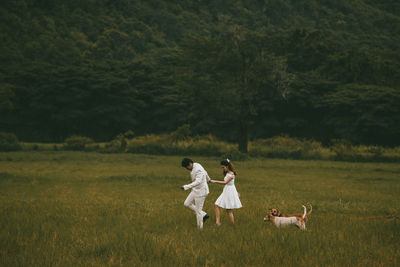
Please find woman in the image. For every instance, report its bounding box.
[210,159,242,225]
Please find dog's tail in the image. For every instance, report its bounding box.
[306,204,312,218]
[302,205,307,219]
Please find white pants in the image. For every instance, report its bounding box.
[184,192,207,229]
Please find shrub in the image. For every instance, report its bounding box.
[126,134,235,156]
[0,132,21,151]
[170,124,191,142]
[104,134,128,153]
[299,139,325,159]
[366,146,384,161]
[381,146,400,162]
[64,135,94,151]
[330,139,360,161]
[187,139,226,156]
[126,134,170,154]
[85,143,100,152]
[249,136,331,160]
[249,136,303,159]
[123,130,135,139]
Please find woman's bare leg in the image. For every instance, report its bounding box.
[215,205,221,225]
[226,209,234,224]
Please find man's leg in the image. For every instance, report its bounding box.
[184,192,196,213]
[184,192,208,228]
[194,195,206,229]
[184,192,207,217]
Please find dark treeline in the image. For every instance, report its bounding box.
[1,0,400,150]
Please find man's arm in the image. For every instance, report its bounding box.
[183,169,203,190]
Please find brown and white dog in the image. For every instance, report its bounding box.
[264,205,310,230]
[270,204,312,221]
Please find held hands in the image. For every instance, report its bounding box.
[210,180,217,184]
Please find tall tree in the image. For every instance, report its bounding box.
[0,82,14,111]
[321,84,400,145]
[177,25,294,152]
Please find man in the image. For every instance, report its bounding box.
[180,158,211,229]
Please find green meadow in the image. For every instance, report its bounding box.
[0,151,399,266]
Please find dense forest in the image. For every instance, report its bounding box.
[1,0,400,150]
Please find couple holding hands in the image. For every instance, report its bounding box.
[180,158,242,229]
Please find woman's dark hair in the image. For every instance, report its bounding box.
[181,158,193,168]
[221,159,237,175]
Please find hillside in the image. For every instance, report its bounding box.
[1,0,399,146]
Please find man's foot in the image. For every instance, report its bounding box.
[203,214,210,223]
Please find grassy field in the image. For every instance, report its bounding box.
[0,151,399,266]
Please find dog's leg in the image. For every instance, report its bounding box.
[301,205,308,230]
[301,221,306,230]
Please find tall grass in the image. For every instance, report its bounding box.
[125,134,237,157]
[249,136,400,162]
[1,152,399,266]
[17,134,400,162]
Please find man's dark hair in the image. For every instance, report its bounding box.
[181,158,193,167]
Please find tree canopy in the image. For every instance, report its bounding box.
[1,0,399,147]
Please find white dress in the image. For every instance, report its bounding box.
[215,173,242,209]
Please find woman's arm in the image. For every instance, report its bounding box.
[211,175,233,185]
